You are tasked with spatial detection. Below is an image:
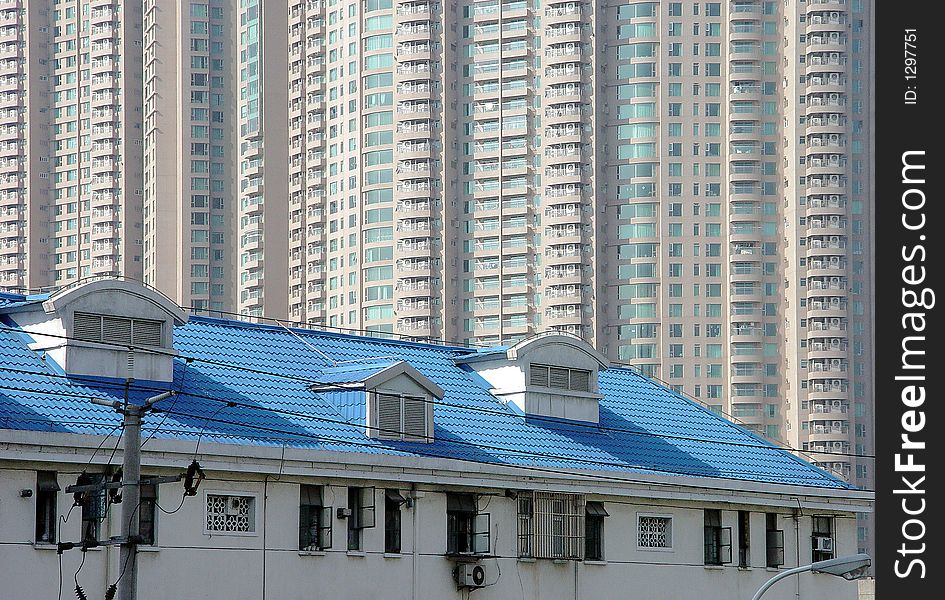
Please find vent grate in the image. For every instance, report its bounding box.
[72,312,163,347]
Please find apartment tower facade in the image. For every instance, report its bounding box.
[0,0,143,291]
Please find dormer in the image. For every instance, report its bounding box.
[6,279,188,382]
[456,333,609,424]
[312,360,443,442]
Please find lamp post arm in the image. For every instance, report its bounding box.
[751,565,814,600]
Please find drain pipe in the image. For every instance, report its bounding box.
[793,501,802,600]
[411,483,420,600]
[573,559,579,600]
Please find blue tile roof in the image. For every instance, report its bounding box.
[0,292,47,310]
[0,315,852,489]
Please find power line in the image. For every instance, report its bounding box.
[0,342,875,462]
[0,388,820,485]
[0,410,870,493]
[0,377,872,478]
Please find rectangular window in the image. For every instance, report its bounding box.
[35,471,60,544]
[585,502,608,561]
[206,494,256,534]
[738,511,750,567]
[299,485,332,551]
[79,473,106,543]
[812,516,835,561]
[638,514,673,549]
[139,480,158,545]
[766,513,785,567]
[447,493,490,555]
[517,492,585,559]
[385,490,406,553]
[704,509,732,565]
[346,487,376,551]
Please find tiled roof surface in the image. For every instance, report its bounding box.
[0,315,852,489]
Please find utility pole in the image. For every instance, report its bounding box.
[91,389,175,600]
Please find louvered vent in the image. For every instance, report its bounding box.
[132,319,163,346]
[402,396,427,440]
[103,316,132,345]
[375,393,429,441]
[73,313,103,342]
[569,369,590,392]
[529,364,592,392]
[529,365,549,387]
[549,367,570,390]
[73,313,164,347]
[376,393,402,438]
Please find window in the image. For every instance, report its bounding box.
[529,365,592,392]
[811,516,834,561]
[637,514,672,549]
[346,487,376,551]
[704,509,732,565]
[517,492,585,559]
[35,471,60,544]
[299,485,332,551]
[385,490,406,553]
[76,473,107,543]
[373,392,430,441]
[738,511,750,567]
[585,502,608,561]
[73,313,164,347]
[206,493,256,534]
[139,480,157,546]
[447,493,490,555]
[766,513,785,567]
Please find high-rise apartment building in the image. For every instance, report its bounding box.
[3,0,873,555]
[264,0,874,553]
[0,0,143,291]
[142,0,236,313]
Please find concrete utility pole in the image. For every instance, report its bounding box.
[92,389,175,600]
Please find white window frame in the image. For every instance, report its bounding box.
[636,512,674,551]
[204,490,259,537]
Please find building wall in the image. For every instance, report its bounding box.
[0,463,861,600]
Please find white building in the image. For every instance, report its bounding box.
[0,279,871,599]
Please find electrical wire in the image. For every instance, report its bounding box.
[0,400,868,491]
[0,322,874,462]
[0,368,874,461]
[140,358,191,449]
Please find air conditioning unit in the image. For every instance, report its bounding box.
[813,536,834,552]
[455,563,487,588]
[337,507,353,519]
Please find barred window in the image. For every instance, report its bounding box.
[517,492,585,559]
[638,515,673,549]
[206,494,256,533]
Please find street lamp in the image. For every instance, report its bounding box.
[751,553,871,600]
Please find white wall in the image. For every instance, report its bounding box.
[0,465,861,600]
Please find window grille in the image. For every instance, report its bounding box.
[638,515,672,549]
[517,491,585,559]
[206,494,255,533]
